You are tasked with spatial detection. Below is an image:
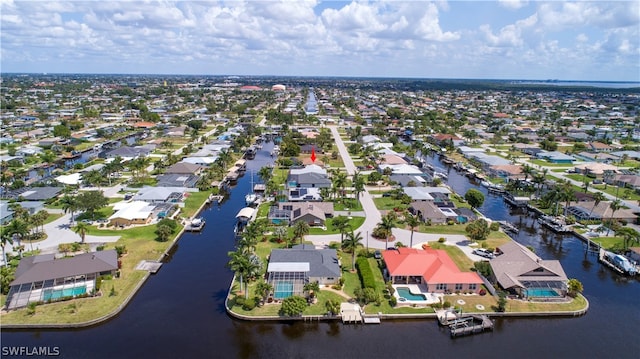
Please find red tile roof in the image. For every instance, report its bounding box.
[382,247,481,284]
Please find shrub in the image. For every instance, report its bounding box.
[109,286,117,297]
[438,237,446,243]
[389,296,397,307]
[280,296,307,316]
[489,222,500,231]
[96,276,103,291]
[355,257,376,289]
[115,245,127,257]
[442,300,451,309]
[431,302,442,309]
[235,297,245,307]
[242,298,256,311]
[479,289,487,296]
[157,218,178,233]
[26,302,37,316]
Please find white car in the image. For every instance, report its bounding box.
[473,248,495,259]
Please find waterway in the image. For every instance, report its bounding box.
[2,145,639,359]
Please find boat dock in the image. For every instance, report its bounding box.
[448,315,494,338]
[184,217,205,232]
[598,248,638,276]
[497,220,519,234]
[135,260,163,274]
[538,216,572,233]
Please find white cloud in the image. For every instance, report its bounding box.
[498,0,529,10]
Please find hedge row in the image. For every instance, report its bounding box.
[355,257,376,289]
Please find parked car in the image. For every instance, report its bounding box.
[473,248,495,259]
[374,250,382,259]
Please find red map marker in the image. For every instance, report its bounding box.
[311,146,316,163]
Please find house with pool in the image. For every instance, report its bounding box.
[489,241,568,300]
[5,250,119,310]
[382,247,483,304]
[266,244,340,300]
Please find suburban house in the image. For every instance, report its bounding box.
[165,162,205,176]
[489,164,523,180]
[409,201,448,224]
[536,151,575,164]
[465,152,512,171]
[5,250,119,310]
[565,201,638,221]
[104,146,151,159]
[0,202,14,224]
[156,173,200,188]
[16,187,63,201]
[382,247,483,293]
[109,201,156,227]
[606,174,640,190]
[285,165,331,201]
[489,241,568,299]
[267,244,341,299]
[133,187,185,203]
[378,163,423,176]
[268,202,334,226]
[588,142,614,152]
[573,162,619,178]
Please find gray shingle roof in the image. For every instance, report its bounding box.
[268,244,340,278]
[11,250,118,286]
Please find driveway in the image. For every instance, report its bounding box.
[5,213,120,256]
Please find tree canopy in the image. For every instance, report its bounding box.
[464,189,485,208]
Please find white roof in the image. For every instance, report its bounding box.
[109,201,155,220]
[290,164,327,176]
[235,207,255,219]
[403,187,434,200]
[56,173,82,185]
[379,164,423,175]
[181,157,216,165]
[267,262,310,272]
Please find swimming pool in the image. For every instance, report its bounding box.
[42,286,87,301]
[396,287,427,301]
[525,288,560,297]
[273,281,294,299]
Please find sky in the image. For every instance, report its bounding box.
[1,0,639,81]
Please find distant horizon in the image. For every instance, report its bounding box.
[2,72,639,85]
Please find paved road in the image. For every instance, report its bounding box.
[305,126,488,260]
[4,213,120,258]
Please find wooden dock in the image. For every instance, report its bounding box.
[340,303,363,324]
[448,315,494,338]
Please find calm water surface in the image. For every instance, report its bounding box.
[2,147,639,359]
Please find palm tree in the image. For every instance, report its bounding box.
[352,171,365,201]
[227,250,250,298]
[255,281,273,303]
[273,226,288,246]
[292,220,310,244]
[342,231,363,271]
[1,227,14,267]
[60,195,78,223]
[6,218,29,246]
[616,227,640,251]
[73,221,90,243]
[332,171,348,204]
[522,164,533,182]
[588,192,606,219]
[258,166,273,183]
[606,199,622,236]
[378,214,396,249]
[560,181,575,216]
[404,213,421,248]
[331,215,351,244]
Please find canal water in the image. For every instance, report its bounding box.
[2,146,639,359]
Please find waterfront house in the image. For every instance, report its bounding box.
[382,247,483,293]
[286,165,331,201]
[267,202,334,226]
[5,250,119,310]
[104,146,151,160]
[156,173,200,188]
[565,201,638,221]
[489,241,568,299]
[588,142,614,152]
[165,162,206,175]
[409,201,448,224]
[267,244,341,299]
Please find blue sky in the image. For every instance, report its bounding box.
[1,1,638,81]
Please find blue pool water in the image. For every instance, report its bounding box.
[42,286,87,301]
[396,287,427,301]
[273,281,294,299]
[525,288,559,297]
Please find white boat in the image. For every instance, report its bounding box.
[245,193,258,206]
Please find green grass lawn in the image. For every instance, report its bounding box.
[307,217,366,235]
[1,222,183,325]
[529,159,573,168]
[591,184,640,201]
[43,213,64,225]
[333,199,363,211]
[182,191,211,218]
[428,242,475,271]
[373,197,407,210]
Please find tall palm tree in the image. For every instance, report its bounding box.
[588,192,606,219]
[342,231,363,271]
[352,171,365,201]
[6,218,29,246]
[378,214,396,249]
[560,181,576,216]
[1,227,14,267]
[405,213,421,248]
[522,164,533,182]
[258,166,273,184]
[60,195,78,223]
[607,199,622,236]
[227,250,250,298]
[331,215,351,244]
[292,220,310,244]
[332,171,348,204]
[255,281,273,303]
[73,221,90,243]
[273,226,288,246]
